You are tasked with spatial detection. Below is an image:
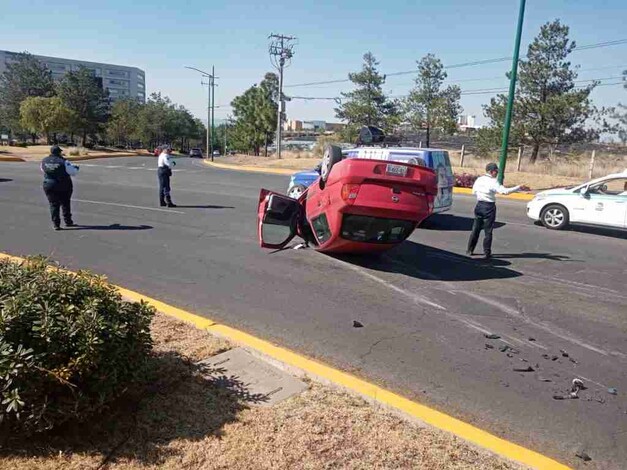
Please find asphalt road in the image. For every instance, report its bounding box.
[1,156,626,469]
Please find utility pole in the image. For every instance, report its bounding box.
[497,0,526,184]
[211,65,216,159]
[269,33,296,159]
[184,66,218,161]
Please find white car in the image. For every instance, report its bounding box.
[527,170,627,230]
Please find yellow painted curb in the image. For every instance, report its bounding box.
[0,252,569,469]
[203,161,536,201]
[0,156,26,162]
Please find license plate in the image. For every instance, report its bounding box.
[386,164,407,177]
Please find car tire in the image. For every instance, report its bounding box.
[540,204,569,230]
[320,145,343,184]
[287,184,307,199]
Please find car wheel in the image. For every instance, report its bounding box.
[540,204,569,230]
[320,145,343,184]
[287,184,307,199]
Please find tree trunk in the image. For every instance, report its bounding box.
[426,125,430,148]
[81,131,87,147]
[264,133,268,157]
[529,143,540,164]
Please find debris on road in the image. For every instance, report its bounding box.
[571,378,585,397]
[576,449,592,462]
[607,387,618,396]
[484,333,501,339]
[538,377,552,383]
[560,349,569,358]
[528,337,536,342]
[293,243,308,250]
[499,345,519,354]
[353,321,364,328]
[484,343,494,349]
[513,366,535,372]
[553,395,578,400]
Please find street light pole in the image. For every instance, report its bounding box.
[497,0,526,184]
[184,66,218,161]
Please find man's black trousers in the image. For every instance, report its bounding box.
[467,201,497,255]
[43,182,73,228]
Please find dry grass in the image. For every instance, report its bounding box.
[219,153,319,171]
[0,312,525,470]
[0,144,143,161]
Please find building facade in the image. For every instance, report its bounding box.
[0,50,146,103]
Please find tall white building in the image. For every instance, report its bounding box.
[0,50,146,103]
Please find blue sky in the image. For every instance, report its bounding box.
[1,0,626,125]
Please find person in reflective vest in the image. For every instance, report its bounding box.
[40,145,79,230]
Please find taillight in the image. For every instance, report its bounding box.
[341,184,361,204]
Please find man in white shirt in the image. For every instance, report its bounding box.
[157,147,176,207]
[466,163,522,259]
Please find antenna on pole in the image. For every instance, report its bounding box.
[268,33,297,159]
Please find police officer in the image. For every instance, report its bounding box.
[41,145,79,231]
[157,147,176,207]
[466,163,522,259]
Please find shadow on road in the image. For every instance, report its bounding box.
[335,241,523,282]
[492,252,575,261]
[64,223,153,231]
[174,205,235,209]
[566,225,627,240]
[420,213,505,231]
[0,178,12,183]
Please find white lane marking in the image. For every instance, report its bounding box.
[74,199,185,214]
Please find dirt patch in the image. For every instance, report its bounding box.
[0,312,525,469]
[218,154,319,171]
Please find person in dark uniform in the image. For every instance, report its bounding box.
[40,145,79,230]
[157,147,176,207]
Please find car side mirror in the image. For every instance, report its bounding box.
[580,185,589,196]
[261,194,300,246]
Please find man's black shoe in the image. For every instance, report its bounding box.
[65,222,76,227]
[483,253,492,260]
[53,226,61,231]
[465,250,474,256]
[167,203,177,208]
[160,203,167,207]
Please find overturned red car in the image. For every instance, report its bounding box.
[257,145,438,254]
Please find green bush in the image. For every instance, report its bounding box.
[0,257,154,435]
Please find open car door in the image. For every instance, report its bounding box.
[257,189,302,249]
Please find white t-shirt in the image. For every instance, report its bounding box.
[472,174,521,203]
[158,152,174,168]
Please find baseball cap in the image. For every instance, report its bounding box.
[50,145,63,156]
[486,162,499,173]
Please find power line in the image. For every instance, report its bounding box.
[284,38,627,89]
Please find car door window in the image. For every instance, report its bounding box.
[310,213,331,243]
[589,178,627,196]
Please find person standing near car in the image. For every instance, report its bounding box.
[157,147,177,207]
[466,163,522,260]
[41,145,78,231]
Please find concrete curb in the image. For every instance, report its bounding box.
[0,252,570,470]
[202,160,536,201]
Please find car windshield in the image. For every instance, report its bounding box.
[340,215,415,244]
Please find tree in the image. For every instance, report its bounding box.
[479,20,599,163]
[107,98,141,146]
[230,73,278,156]
[0,52,55,137]
[335,52,400,137]
[404,54,462,147]
[57,66,110,145]
[19,96,72,143]
[613,70,627,144]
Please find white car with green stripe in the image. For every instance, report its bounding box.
[527,170,627,230]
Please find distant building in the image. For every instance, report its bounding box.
[457,115,481,132]
[0,50,146,103]
[283,119,303,131]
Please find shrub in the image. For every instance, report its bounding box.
[454,173,479,188]
[0,257,154,435]
[67,146,89,156]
